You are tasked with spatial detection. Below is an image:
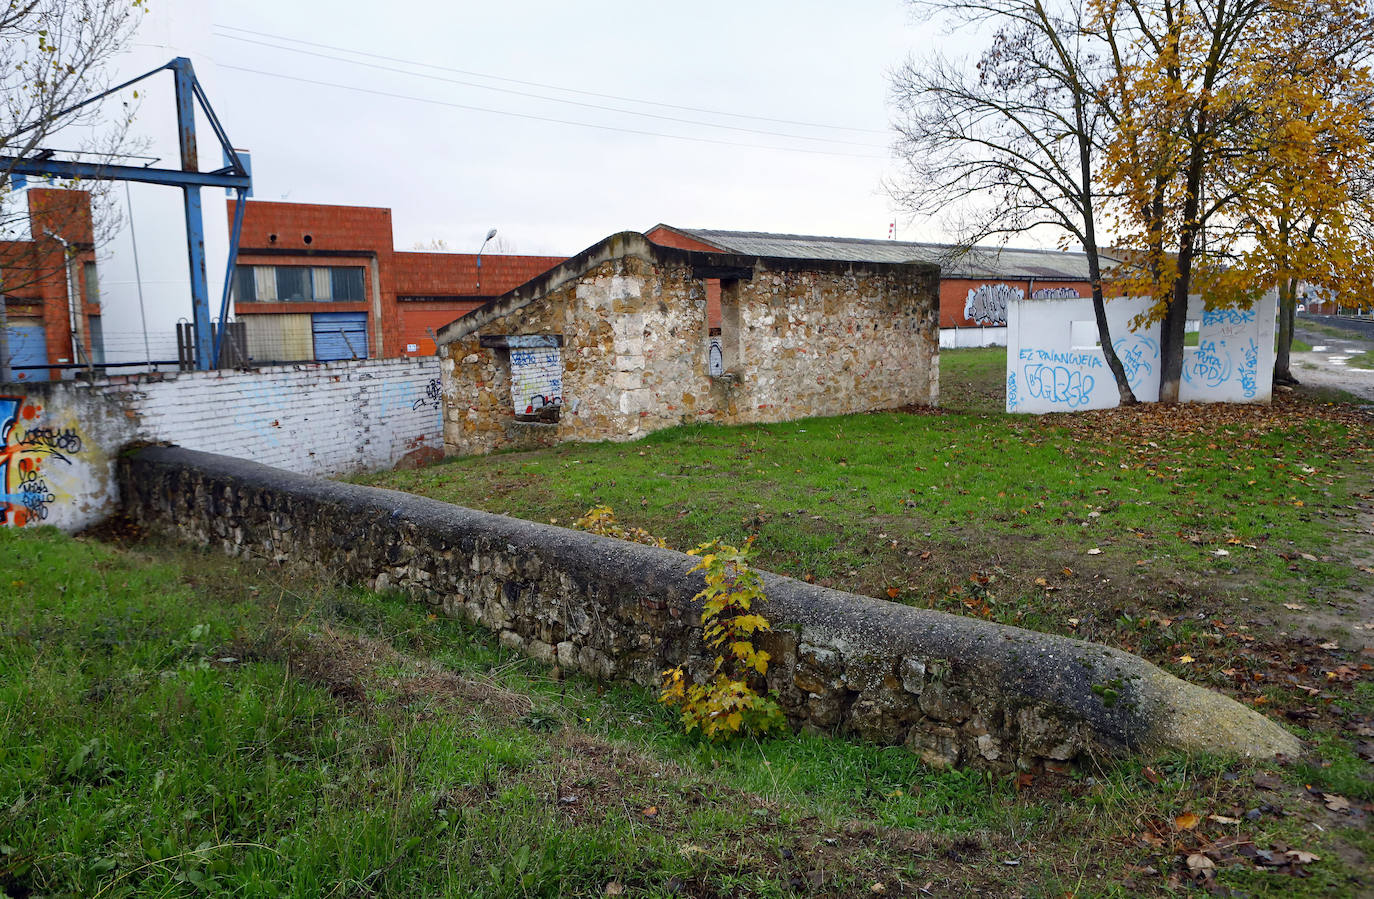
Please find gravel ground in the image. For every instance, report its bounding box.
[1289,317,1374,402]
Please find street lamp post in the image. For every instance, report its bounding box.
[476,228,497,293]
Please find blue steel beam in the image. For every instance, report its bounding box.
[213,187,249,365]
[172,58,214,372]
[5,56,250,372]
[0,157,250,189]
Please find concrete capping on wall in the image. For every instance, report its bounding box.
[119,445,1299,771]
[435,230,941,345]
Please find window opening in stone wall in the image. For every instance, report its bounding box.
[509,336,563,423]
[713,278,743,380]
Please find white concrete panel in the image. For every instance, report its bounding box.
[1006,293,1276,413]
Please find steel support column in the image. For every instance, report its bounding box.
[172,58,213,371]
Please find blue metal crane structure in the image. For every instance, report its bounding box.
[0,57,251,371]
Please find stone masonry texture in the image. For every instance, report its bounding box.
[435,233,942,456]
[120,446,1300,771]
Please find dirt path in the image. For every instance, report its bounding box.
[1290,322,1374,402]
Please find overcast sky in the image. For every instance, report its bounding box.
[193,0,976,257]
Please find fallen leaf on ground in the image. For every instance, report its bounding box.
[642,806,658,818]
[1324,795,1351,812]
[1174,812,1200,831]
[1178,654,1196,664]
[1087,548,1102,555]
[1185,853,1214,871]
[1284,603,1304,610]
[1286,850,1321,864]
[605,882,625,896]
[1208,814,1240,825]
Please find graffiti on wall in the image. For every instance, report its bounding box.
[1111,334,1160,391]
[708,336,724,377]
[510,347,563,422]
[1240,338,1259,399]
[1,395,85,527]
[412,378,442,411]
[1031,287,1081,300]
[1023,364,1095,408]
[1007,293,1274,412]
[964,284,1022,326]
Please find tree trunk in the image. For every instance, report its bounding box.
[1091,279,1137,404]
[1076,138,1137,405]
[1158,287,1189,403]
[1273,277,1299,385]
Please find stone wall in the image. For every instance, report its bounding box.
[436,232,940,456]
[1,357,442,533]
[119,445,1299,771]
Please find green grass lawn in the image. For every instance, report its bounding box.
[5,348,1370,896]
[3,527,1370,897]
[1346,350,1374,370]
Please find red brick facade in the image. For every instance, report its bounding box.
[229,199,564,358]
[644,224,723,327]
[0,189,101,381]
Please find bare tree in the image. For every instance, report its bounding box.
[0,0,145,380]
[890,0,1138,404]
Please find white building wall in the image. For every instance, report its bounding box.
[1006,293,1277,413]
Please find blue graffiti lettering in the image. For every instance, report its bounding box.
[1024,364,1095,409]
[1017,347,1103,368]
[1184,339,1232,387]
[1240,338,1258,398]
[1202,308,1256,327]
[1111,334,1160,390]
[1007,371,1019,410]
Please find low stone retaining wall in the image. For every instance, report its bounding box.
[118,446,1299,771]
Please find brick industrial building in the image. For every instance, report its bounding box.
[228,199,564,363]
[0,188,103,381]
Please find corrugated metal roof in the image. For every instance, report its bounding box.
[672,228,1114,280]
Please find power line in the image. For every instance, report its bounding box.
[212,31,886,149]
[216,64,890,160]
[212,22,889,136]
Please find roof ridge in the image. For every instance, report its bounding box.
[679,227,1090,257]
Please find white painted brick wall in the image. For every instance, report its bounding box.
[3,358,444,534]
[111,357,444,476]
